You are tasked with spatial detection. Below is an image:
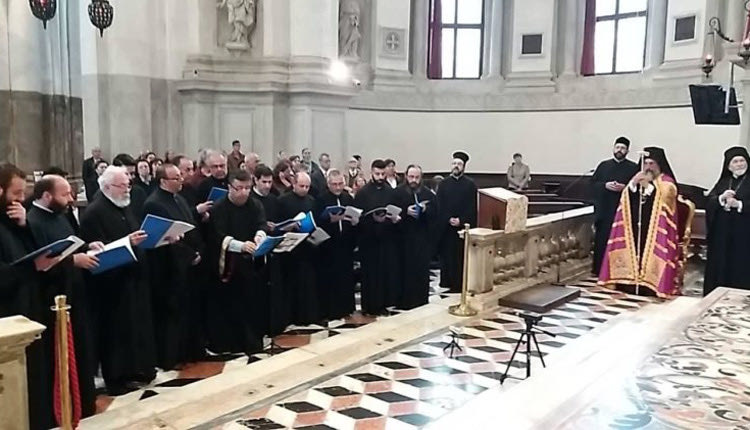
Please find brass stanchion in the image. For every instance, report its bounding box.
[449,223,478,317]
[52,295,73,430]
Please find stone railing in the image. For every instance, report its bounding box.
[466,206,594,310]
[0,316,45,430]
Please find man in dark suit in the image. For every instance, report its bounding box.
[82,147,105,202]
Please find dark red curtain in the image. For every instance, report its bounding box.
[427,0,442,79]
[581,0,596,76]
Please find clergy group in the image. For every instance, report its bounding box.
[0,147,477,430]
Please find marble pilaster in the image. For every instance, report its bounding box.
[0,316,46,430]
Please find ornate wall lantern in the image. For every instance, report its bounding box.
[29,0,57,29]
[88,0,114,37]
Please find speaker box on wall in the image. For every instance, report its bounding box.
[689,84,740,125]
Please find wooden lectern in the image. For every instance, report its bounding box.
[478,187,528,232]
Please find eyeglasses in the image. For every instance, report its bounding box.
[111,183,132,190]
[163,177,183,182]
[230,184,253,192]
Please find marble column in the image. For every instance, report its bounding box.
[484,0,504,79]
[645,0,667,70]
[724,0,747,43]
[0,0,83,175]
[410,0,428,78]
[0,316,46,430]
[556,0,580,78]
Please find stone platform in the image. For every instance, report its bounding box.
[432,287,749,430]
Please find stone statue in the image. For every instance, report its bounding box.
[339,0,361,59]
[217,0,257,47]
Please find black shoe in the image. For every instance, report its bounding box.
[106,382,140,396]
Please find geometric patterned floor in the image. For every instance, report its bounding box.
[560,287,750,430]
[95,270,451,414]
[214,277,659,429]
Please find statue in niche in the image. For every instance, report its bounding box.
[217,0,257,48]
[339,0,362,59]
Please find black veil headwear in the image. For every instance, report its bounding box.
[708,146,750,195]
[639,146,676,182]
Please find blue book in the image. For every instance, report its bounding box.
[89,236,137,275]
[273,212,316,234]
[139,214,195,249]
[207,187,228,202]
[321,206,346,218]
[253,236,285,258]
[12,235,85,266]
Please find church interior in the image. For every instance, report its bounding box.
[2,0,750,429]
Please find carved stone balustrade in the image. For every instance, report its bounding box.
[466,206,594,310]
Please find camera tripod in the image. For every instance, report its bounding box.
[443,329,463,358]
[499,313,556,384]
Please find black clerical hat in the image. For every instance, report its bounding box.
[640,146,675,181]
[615,136,630,147]
[718,146,750,179]
[452,151,470,164]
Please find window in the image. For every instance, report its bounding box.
[521,34,543,55]
[428,0,485,79]
[674,15,696,42]
[594,0,648,74]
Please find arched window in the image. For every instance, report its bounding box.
[594,0,648,74]
[427,0,485,79]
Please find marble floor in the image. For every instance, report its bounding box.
[558,288,750,430]
[211,277,658,429]
[95,270,451,414]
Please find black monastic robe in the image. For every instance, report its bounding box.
[590,158,639,274]
[353,181,402,314]
[704,173,750,295]
[314,190,357,320]
[26,205,97,421]
[396,185,437,309]
[142,188,205,369]
[207,197,267,354]
[277,192,321,324]
[79,194,157,388]
[0,212,64,430]
[436,174,477,292]
[251,191,289,335]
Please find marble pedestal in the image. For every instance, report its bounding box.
[0,316,46,430]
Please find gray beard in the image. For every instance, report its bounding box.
[104,192,130,208]
[732,168,747,178]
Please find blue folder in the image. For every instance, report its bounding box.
[138,214,195,249]
[253,236,285,258]
[89,237,137,275]
[273,212,316,234]
[12,236,84,265]
[321,206,346,219]
[207,187,228,202]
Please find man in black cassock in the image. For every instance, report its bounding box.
[111,153,148,220]
[251,164,289,335]
[590,136,639,275]
[277,172,321,324]
[206,170,267,354]
[197,151,230,203]
[82,147,105,203]
[142,164,209,369]
[0,165,83,430]
[436,151,477,293]
[353,159,402,315]
[704,146,750,295]
[79,166,155,395]
[396,165,437,309]
[314,169,357,320]
[26,175,102,421]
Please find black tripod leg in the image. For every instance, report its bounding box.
[525,331,532,378]
[500,333,525,384]
[530,332,546,368]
